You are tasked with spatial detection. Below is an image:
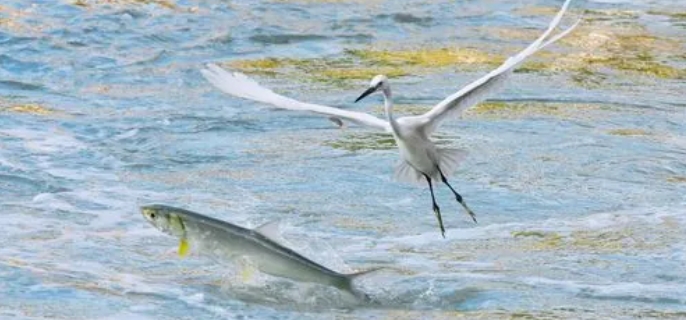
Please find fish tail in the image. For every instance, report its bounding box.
[337,278,371,302]
[340,267,384,302]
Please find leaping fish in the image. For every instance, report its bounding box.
[140,204,378,300]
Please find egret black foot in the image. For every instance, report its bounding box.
[437,168,477,224]
[454,193,477,223]
[433,204,445,238]
[458,199,477,223]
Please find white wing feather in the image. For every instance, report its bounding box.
[418,0,579,134]
[200,64,391,131]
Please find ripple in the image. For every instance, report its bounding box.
[0,0,685,318]
[0,80,44,92]
[248,33,329,45]
[378,13,434,26]
[0,174,65,199]
[0,54,49,74]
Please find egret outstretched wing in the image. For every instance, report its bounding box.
[201,64,391,131]
[417,0,580,134]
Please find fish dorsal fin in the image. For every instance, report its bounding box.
[255,220,281,241]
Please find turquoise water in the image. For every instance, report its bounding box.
[1,0,685,319]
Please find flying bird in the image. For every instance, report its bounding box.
[201,0,579,237]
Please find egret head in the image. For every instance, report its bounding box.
[355,74,388,103]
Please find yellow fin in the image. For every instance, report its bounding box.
[178,238,190,257]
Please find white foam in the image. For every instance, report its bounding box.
[112,128,139,141]
[45,167,120,181]
[0,153,28,171]
[520,276,686,303]
[97,311,157,320]
[0,128,85,154]
[378,204,686,247]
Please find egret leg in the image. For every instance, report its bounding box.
[424,174,445,238]
[437,167,477,223]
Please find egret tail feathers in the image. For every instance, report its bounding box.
[393,161,424,185]
[437,148,469,178]
[393,148,468,185]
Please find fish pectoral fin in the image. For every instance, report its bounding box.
[255,220,281,240]
[240,264,256,283]
[178,238,190,257]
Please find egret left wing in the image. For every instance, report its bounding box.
[417,0,579,134]
[201,64,391,131]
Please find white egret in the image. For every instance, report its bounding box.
[201,0,579,237]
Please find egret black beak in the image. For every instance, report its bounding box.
[354,86,377,103]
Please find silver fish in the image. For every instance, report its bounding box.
[140,204,377,300]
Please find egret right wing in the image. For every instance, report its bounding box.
[416,0,579,134]
[201,64,391,131]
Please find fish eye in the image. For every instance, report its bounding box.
[150,212,156,219]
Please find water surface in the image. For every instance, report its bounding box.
[1,0,685,319]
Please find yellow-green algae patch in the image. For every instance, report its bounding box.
[324,132,396,151]
[572,31,683,80]
[225,8,686,89]
[509,231,559,251]
[516,6,638,20]
[647,10,686,20]
[333,217,396,233]
[634,311,686,319]
[225,58,308,76]
[269,0,376,3]
[512,231,548,238]
[325,131,457,151]
[226,46,506,85]
[362,308,584,320]
[512,226,669,253]
[371,104,431,116]
[71,0,177,9]
[373,101,619,122]
[0,103,55,116]
[666,176,686,183]
[584,51,683,79]
[347,47,504,68]
[607,128,651,136]
[317,67,408,80]
[229,58,285,71]
[0,5,44,36]
[492,9,686,85]
[515,6,571,17]
[465,101,612,120]
[518,32,684,79]
[581,9,640,20]
[226,56,407,83]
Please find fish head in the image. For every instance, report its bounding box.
[140,204,186,238]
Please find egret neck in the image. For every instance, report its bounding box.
[381,86,401,136]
